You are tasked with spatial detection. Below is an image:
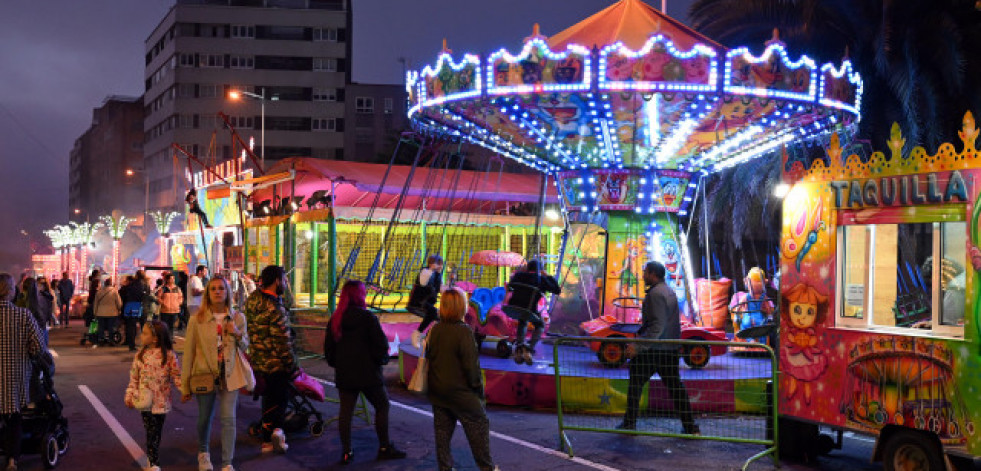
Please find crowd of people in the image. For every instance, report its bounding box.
[0,256,697,471]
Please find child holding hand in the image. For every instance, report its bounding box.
[125,321,181,471]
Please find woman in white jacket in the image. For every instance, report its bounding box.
[180,277,251,471]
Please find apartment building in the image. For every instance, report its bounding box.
[69,96,146,223]
[143,0,350,210]
[343,83,408,162]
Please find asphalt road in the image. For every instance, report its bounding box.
[26,325,885,471]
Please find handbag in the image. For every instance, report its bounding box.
[190,349,219,394]
[235,348,256,392]
[407,338,428,394]
[189,373,217,394]
[132,385,153,410]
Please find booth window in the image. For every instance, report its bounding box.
[837,221,966,337]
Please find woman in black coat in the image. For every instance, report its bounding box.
[323,280,405,465]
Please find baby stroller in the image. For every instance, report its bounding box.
[0,355,70,468]
[248,369,327,439]
[79,319,122,346]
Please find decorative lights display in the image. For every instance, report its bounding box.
[149,210,179,238]
[598,35,718,92]
[71,221,101,283]
[101,214,134,283]
[722,42,817,102]
[486,38,591,95]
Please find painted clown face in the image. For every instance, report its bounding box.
[789,302,818,329]
[661,240,679,274]
[604,175,625,203]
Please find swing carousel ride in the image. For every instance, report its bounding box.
[405,0,862,350]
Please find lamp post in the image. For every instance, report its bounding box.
[229,87,273,171]
[101,214,134,283]
[125,168,149,227]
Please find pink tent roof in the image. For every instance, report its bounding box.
[253,158,559,212]
[548,0,725,52]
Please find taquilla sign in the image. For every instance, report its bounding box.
[829,170,969,209]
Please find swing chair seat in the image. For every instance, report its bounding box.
[502,282,545,324]
[406,304,428,318]
[364,283,405,313]
[500,305,542,324]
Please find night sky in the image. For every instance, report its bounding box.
[0,0,693,272]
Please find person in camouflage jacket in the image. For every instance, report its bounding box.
[244,265,297,453]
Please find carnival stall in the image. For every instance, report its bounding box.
[776,114,981,467]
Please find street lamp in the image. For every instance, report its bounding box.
[229,87,276,171]
[124,167,149,225]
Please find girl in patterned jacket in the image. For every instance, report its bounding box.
[124,320,181,471]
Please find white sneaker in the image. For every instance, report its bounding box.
[411,330,422,348]
[197,452,213,471]
[272,428,288,453]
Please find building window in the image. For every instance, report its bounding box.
[356,97,374,114]
[312,88,337,102]
[313,28,337,42]
[313,58,337,72]
[355,127,373,144]
[199,114,217,130]
[384,97,394,114]
[198,84,218,98]
[200,54,224,68]
[231,25,255,39]
[837,221,966,337]
[229,55,254,69]
[229,116,254,129]
[312,118,336,132]
[178,114,196,129]
[178,53,196,67]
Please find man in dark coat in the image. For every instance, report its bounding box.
[56,272,74,328]
[617,261,699,435]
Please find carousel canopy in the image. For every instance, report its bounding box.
[406,0,862,177]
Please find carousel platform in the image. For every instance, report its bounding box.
[397,340,773,413]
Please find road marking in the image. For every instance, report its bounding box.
[310,376,618,471]
[78,385,146,467]
[48,348,58,358]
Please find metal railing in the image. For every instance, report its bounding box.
[553,336,778,470]
[289,307,329,360]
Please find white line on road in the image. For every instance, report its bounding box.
[48,348,58,358]
[310,376,619,471]
[78,385,146,468]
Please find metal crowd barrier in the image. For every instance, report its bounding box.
[553,336,778,470]
[290,307,330,360]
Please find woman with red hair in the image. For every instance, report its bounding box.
[323,280,405,465]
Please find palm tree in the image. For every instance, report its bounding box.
[689,0,981,150]
[683,0,981,280]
